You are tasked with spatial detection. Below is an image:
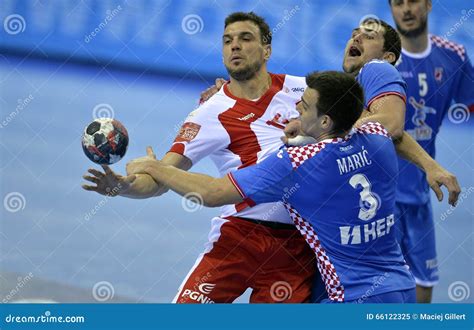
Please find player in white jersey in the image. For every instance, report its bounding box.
[83,12,316,303]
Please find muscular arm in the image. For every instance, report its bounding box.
[355,95,405,139]
[144,164,242,207]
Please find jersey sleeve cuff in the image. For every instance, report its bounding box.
[367,92,406,109]
[227,172,246,198]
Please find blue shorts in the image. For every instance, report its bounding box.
[394,201,439,287]
[321,288,416,303]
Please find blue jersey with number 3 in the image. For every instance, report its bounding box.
[229,123,415,302]
[395,35,474,204]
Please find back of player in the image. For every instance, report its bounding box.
[286,124,415,302]
[231,123,416,302]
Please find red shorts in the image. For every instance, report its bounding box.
[173,216,316,303]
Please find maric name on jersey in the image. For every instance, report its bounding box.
[336,146,372,175]
[339,214,395,245]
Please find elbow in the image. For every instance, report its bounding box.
[388,124,404,140]
[201,192,222,208]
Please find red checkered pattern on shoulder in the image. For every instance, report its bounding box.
[286,122,389,169]
[284,203,345,302]
[355,122,390,138]
[431,35,466,61]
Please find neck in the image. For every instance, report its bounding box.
[314,129,348,142]
[228,68,271,100]
[400,30,429,53]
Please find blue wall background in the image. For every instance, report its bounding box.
[1,0,473,79]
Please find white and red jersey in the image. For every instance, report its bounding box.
[169,73,306,224]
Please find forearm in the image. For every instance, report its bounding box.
[355,110,403,139]
[120,173,166,199]
[394,131,438,172]
[146,165,241,207]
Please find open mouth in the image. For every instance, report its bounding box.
[402,16,416,23]
[348,45,362,57]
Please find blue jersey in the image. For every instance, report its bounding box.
[356,59,407,109]
[395,35,474,204]
[229,122,415,302]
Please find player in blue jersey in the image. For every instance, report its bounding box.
[389,0,474,303]
[126,71,416,303]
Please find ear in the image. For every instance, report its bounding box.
[263,44,272,61]
[321,115,332,130]
[383,51,396,65]
[427,0,432,13]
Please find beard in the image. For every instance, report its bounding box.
[225,59,263,81]
[396,16,428,38]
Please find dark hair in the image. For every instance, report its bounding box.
[362,18,401,65]
[305,71,364,133]
[224,12,272,45]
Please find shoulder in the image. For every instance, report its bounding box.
[430,34,467,62]
[355,122,391,139]
[285,140,334,169]
[192,87,235,118]
[282,74,307,90]
[359,59,401,79]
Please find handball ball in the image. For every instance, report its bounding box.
[82,118,129,165]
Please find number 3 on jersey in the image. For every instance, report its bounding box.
[349,174,379,221]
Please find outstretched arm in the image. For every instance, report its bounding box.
[127,159,242,207]
[82,147,192,199]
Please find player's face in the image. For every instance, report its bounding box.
[390,0,431,38]
[297,88,325,138]
[222,21,270,81]
[343,24,386,75]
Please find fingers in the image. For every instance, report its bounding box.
[82,184,101,193]
[83,175,99,184]
[284,120,301,138]
[430,182,443,202]
[123,175,137,185]
[215,78,226,89]
[281,136,289,145]
[87,168,104,178]
[446,176,461,206]
[101,164,114,175]
[146,146,156,159]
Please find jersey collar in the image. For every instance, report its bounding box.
[401,34,432,59]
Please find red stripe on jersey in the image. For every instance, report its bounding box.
[220,73,285,212]
[367,91,406,110]
[219,73,285,169]
[168,143,185,155]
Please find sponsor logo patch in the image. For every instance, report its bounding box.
[175,122,201,142]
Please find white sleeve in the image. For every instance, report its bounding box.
[168,104,227,165]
